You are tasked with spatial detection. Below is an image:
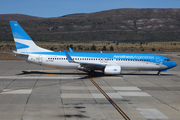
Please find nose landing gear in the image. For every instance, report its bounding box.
[157,71,161,75]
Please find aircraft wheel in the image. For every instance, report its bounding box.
[90,70,95,76]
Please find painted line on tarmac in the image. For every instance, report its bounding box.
[86,73,130,120]
[0,79,84,94]
[15,61,25,62]
[0,76,80,79]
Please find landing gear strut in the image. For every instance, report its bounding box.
[157,71,161,76]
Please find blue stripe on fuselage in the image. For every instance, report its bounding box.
[24,52,166,62]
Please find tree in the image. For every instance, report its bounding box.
[69,44,73,49]
[90,45,96,51]
[77,45,83,50]
[102,46,107,51]
[110,46,114,51]
[50,46,54,50]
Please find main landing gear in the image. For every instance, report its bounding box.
[89,70,95,76]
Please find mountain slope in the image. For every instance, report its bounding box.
[0,14,43,20]
[1,9,180,43]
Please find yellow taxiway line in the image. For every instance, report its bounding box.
[85,73,130,120]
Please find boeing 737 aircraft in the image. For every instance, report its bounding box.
[9,21,177,75]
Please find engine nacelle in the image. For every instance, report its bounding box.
[104,65,121,75]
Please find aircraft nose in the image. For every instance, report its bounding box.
[171,61,177,68]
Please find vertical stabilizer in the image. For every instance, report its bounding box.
[9,21,52,53]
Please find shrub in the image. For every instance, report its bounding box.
[110,46,114,51]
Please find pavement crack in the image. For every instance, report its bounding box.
[59,76,66,120]
[20,72,41,120]
[140,76,180,112]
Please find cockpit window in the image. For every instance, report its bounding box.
[164,59,170,61]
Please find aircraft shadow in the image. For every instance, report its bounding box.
[121,73,177,76]
[16,71,85,75]
[16,70,114,79]
[16,71,177,78]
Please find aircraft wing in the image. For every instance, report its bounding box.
[79,62,105,70]
[64,50,105,70]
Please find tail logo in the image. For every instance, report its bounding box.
[15,42,29,49]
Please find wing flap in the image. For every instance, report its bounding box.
[79,62,105,70]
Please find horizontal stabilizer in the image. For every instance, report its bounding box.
[0,51,14,54]
[13,51,28,56]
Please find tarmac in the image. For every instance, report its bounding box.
[0,53,180,120]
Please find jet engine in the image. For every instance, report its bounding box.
[104,65,121,75]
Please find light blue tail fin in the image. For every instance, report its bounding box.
[9,21,52,53]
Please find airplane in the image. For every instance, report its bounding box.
[9,21,177,75]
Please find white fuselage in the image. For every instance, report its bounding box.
[23,54,167,71]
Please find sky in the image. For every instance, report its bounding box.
[0,0,180,18]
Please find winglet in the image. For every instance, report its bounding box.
[64,50,74,63]
[69,47,73,52]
